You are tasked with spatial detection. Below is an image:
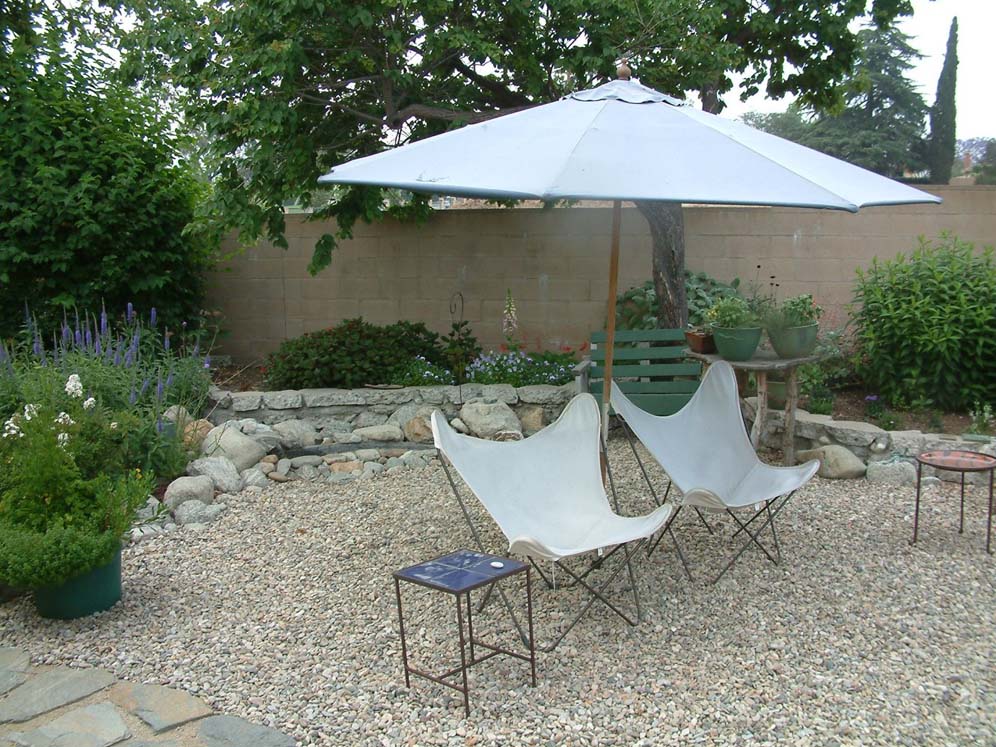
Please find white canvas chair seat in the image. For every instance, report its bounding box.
[610,361,819,581]
[431,393,673,649]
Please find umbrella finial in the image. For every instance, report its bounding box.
[616,60,632,81]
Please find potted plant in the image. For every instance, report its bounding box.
[705,297,762,361]
[766,294,822,359]
[0,374,151,619]
[683,324,716,354]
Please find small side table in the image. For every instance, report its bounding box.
[393,550,536,716]
[913,450,996,553]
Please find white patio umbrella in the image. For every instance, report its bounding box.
[319,67,940,430]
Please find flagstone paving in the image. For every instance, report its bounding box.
[0,650,294,747]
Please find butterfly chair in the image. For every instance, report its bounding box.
[431,393,674,652]
[610,361,819,583]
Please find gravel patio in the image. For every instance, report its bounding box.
[2,437,994,747]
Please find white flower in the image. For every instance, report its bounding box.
[22,404,38,421]
[57,432,70,448]
[65,374,83,398]
[110,422,119,430]
[3,417,22,439]
[83,397,96,410]
[55,412,75,427]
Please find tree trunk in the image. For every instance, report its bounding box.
[635,201,687,328]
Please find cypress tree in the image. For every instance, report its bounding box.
[928,18,958,183]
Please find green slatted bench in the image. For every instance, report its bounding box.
[574,329,702,415]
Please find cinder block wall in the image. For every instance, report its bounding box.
[206,186,995,363]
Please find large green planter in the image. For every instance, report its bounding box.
[769,323,819,359]
[712,326,762,361]
[33,548,122,620]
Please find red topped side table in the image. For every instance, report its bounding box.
[913,450,996,554]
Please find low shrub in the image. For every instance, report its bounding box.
[851,233,996,410]
[705,296,758,328]
[466,351,574,387]
[392,356,454,386]
[264,318,446,390]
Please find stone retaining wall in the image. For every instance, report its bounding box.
[206,382,577,443]
[745,399,995,485]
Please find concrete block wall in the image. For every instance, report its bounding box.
[206,186,995,363]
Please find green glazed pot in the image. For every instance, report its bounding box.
[33,548,122,620]
[769,323,819,359]
[712,326,762,361]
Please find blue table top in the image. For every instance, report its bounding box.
[394,550,527,594]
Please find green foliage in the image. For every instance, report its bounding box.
[743,25,927,178]
[851,233,996,410]
[391,356,454,387]
[442,321,482,385]
[968,402,994,435]
[0,22,217,340]
[264,318,446,390]
[705,297,758,329]
[0,388,153,588]
[617,271,740,330]
[974,140,996,186]
[0,305,208,480]
[113,0,911,270]
[766,294,823,331]
[927,18,958,184]
[0,524,122,590]
[466,351,574,387]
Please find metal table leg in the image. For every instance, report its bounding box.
[988,469,994,555]
[959,471,966,534]
[912,461,922,545]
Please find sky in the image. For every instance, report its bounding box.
[723,0,994,140]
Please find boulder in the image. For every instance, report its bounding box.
[353,411,388,428]
[164,475,215,510]
[330,461,362,473]
[230,391,264,412]
[275,458,291,476]
[330,431,362,444]
[201,424,267,471]
[459,400,521,440]
[294,464,320,481]
[352,424,404,442]
[354,449,380,462]
[450,418,470,434]
[163,404,193,427]
[363,462,385,475]
[182,419,214,449]
[403,416,434,443]
[188,456,243,493]
[241,422,282,452]
[175,500,227,525]
[824,420,887,448]
[516,385,569,405]
[797,445,866,480]
[240,468,270,489]
[866,460,917,486]
[517,404,546,435]
[290,455,323,468]
[272,419,320,449]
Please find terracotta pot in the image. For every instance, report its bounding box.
[684,329,716,354]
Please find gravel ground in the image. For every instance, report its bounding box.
[2,437,995,747]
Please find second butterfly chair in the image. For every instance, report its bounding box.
[610,360,819,583]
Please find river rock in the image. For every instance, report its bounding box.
[460,400,521,439]
[866,459,918,486]
[797,445,866,479]
[352,424,404,442]
[201,424,266,471]
[188,456,243,494]
[272,419,320,449]
[164,475,215,510]
[175,500,227,525]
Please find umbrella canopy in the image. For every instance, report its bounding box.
[319,77,940,212]
[318,73,940,434]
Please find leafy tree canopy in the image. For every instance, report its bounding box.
[109,0,912,273]
[0,1,216,338]
[743,25,927,179]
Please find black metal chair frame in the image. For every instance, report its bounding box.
[438,446,650,653]
[618,415,798,584]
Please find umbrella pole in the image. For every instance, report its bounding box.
[602,200,622,442]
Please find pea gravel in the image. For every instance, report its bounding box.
[2,437,994,747]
